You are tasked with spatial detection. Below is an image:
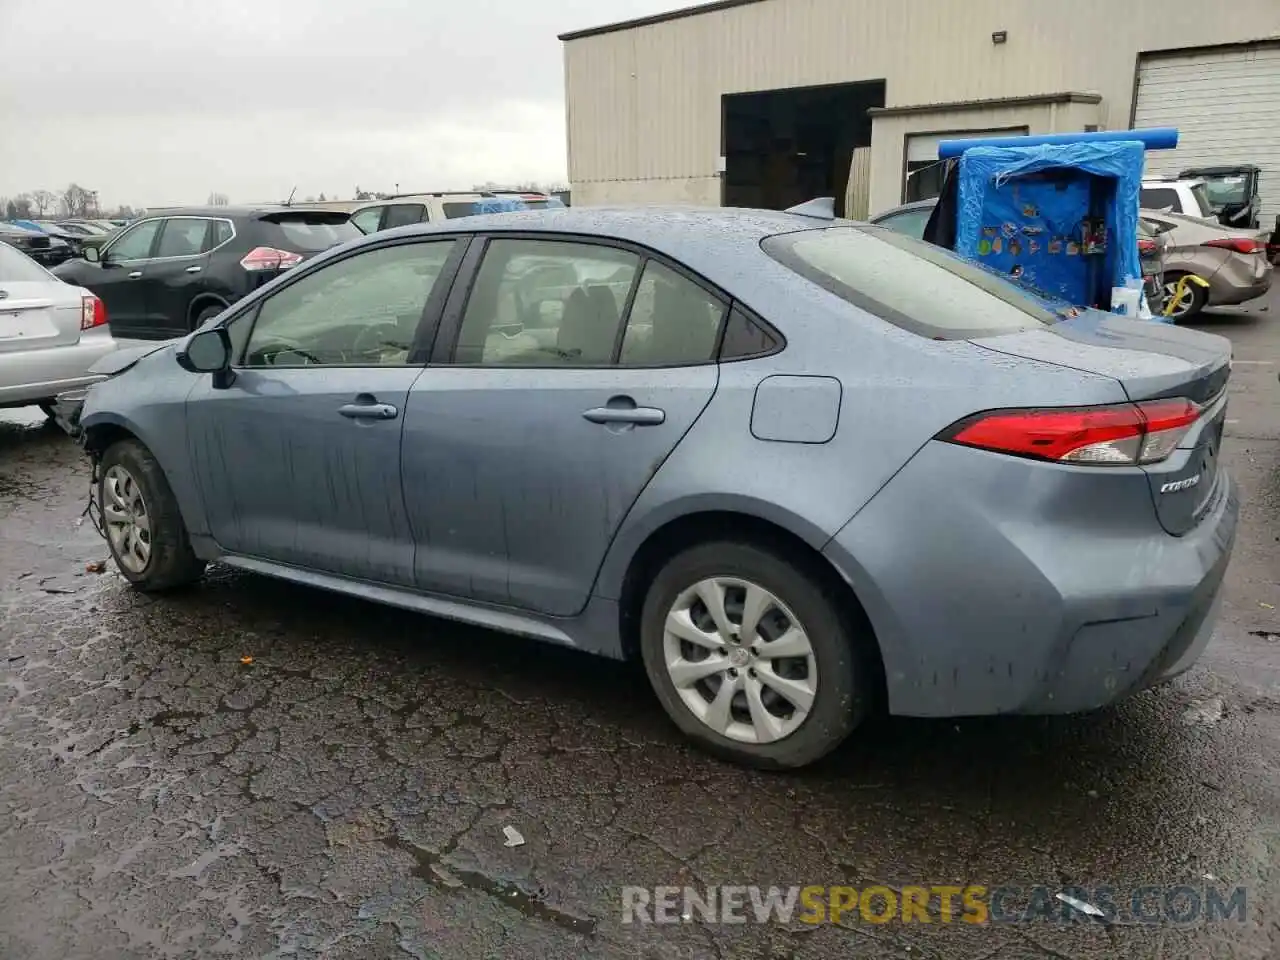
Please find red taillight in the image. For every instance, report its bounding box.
[239,246,304,272]
[80,294,107,331]
[940,398,1202,466]
[1137,238,1157,254]
[1204,237,1264,255]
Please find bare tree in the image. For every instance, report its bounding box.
[10,194,33,219]
[207,192,230,206]
[61,184,96,218]
[31,189,57,216]
[317,192,327,202]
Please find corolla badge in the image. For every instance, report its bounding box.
[1161,475,1201,494]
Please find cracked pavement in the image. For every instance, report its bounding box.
[1,292,1278,959]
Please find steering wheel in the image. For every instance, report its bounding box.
[352,321,408,359]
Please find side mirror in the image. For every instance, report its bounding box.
[177,327,232,374]
[83,245,101,264]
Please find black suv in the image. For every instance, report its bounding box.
[53,206,360,340]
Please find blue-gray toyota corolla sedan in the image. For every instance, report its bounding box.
[68,206,1238,769]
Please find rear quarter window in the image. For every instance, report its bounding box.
[762,226,1059,339]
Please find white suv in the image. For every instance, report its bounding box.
[349,192,563,234]
[1140,179,1215,220]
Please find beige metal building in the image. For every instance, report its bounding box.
[560,0,1280,223]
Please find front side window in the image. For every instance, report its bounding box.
[156,219,209,258]
[1188,183,1214,218]
[764,225,1059,339]
[105,220,162,261]
[618,260,726,365]
[453,239,639,366]
[241,240,455,367]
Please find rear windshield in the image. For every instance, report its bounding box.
[762,226,1059,339]
[258,214,360,252]
[0,241,53,282]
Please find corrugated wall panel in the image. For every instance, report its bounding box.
[1136,43,1280,229]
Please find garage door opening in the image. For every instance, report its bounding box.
[722,80,886,217]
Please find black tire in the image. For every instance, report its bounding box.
[639,540,872,770]
[1163,273,1208,323]
[99,439,206,591]
[191,304,225,330]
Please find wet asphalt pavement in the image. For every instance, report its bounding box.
[1,294,1278,960]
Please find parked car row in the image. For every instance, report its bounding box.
[871,196,1273,322]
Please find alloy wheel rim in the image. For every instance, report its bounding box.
[662,577,817,744]
[103,465,152,573]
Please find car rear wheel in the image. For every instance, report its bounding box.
[1163,273,1208,322]
[639,540,870,769]
[99,439,206,591]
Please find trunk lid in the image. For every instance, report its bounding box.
[973,311,1232,536]
[0,281,83,353]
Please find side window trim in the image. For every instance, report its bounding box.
[226,235,469,370]
[430,231,735,369]
[101,217,163,262]
[608,258,646,363]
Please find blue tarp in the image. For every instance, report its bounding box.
[471,197,526,215]
[954,140,1146,309]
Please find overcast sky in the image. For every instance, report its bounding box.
[0,0,677,208]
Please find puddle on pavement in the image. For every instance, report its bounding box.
[379,835,597,936]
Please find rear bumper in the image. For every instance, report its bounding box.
[1207,261,1272,307]
[823,440,1239,718]
[0,331,119,408]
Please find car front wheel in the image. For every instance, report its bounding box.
[639,540,871,769]
[99,439,206,591]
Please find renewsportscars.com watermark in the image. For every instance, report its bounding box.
[621,884,1248,926]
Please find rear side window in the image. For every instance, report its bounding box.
[442,202,480,219]
[383,204,426,229]
[211,220,234,248]
[258,215,360,252]
[156,218,209,258]
[1141,187,1181,213]
[763,226,1058,339]
[0,242,52,282]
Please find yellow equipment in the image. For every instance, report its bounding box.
[1162,274,1210,318]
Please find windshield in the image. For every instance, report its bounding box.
[1199,175,1250,210]
[763,225,1061,339]
[0,241,54,282]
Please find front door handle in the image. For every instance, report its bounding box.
[185,265,201,274]
[339,400,398,420]
[128,271,143,279]
[583,405,665,426]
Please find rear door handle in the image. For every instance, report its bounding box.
[339,401,398,420]
[583,406,665,426]
[128,271,143,279]
[185,265,201,274]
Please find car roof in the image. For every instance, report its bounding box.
[1142,178,1205,187]
[133,205,332,219]
[1180,164,1260,177]
[378,206,828,272]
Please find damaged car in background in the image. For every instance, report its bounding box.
[61,206,1238,770]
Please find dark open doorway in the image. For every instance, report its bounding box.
[722,79,886,217]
